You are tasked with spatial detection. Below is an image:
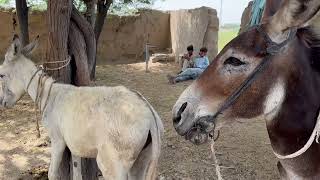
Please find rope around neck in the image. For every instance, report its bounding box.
[28,70,55,138]
[209,119,320,179]
[26,56,71,91]
[26,68,42,91]
[26,56,69,138]
[273,114,320,159]
[42,56,71,71]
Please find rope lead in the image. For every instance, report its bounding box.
[27,56,70,138]
[211,140,223,180]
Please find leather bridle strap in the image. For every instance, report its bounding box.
[208,54,273,121]
[199,26,297,125]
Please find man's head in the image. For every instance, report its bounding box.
[187,45,194,55]
[199,47,208,57]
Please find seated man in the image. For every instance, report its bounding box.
[168,47,209,84]
[179,45,194,71]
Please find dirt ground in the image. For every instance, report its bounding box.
[0,61,279,180]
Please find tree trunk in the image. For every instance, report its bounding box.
[15,0,29,47]
[91,0,112,79]
[68,21,91,86]
[94,0,112,42]
[72,156,100,180]
[81,158,100,179]
[45,1,73,177]
[71,7,97,80]
[84,0,97,26]
[45,0,72,83]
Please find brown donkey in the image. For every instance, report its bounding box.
[172,0,320,179]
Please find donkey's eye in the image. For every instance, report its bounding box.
[224,57,246,66]
[0,74,5,78]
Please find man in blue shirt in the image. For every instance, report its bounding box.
[168,47,210,84]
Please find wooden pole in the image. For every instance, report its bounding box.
[145,43,149,72]
[145,44,157,73]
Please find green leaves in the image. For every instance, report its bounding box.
[0,0,10,4]
[0,0,160,14]
[110,0,157,15]
[0,0,47,10]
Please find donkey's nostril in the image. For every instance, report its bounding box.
[173,102,188,125]
[173,115,181,124]
[179,102,188,114]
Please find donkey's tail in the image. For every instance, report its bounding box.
[133,90,164,180]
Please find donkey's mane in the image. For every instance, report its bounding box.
[298,27,320,72]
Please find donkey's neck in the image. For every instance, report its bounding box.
[266,69,320,157]
[266,74,320,176]
[19,58,55,111]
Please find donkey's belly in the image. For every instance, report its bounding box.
[54,94,152,159]
[63,130,99,158]
[67,142,98,158]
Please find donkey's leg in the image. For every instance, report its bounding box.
[96,144,129,180]
[48,139,66,180]
[277,161,288,180]
[128,142,154,180]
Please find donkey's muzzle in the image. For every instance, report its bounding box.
[196,115,216,133]
[184,115,217,145]
[185,125,209,145]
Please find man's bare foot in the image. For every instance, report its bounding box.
[167,74,176,84]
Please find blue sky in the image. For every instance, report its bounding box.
[153,0,252,24]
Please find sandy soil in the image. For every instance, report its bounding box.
[0,62,279,180]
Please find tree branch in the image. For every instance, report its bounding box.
[68,21,91,86]
[94,0,113,42]
[84,0,97,26]
[15,0,29,46]
[71,6,97,79]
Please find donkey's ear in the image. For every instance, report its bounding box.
[11,34,21,55]
[4,34,22,63]
[21,35,40,56]
[266,0,320,43]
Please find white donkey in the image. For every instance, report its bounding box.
[0,35,163,180]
